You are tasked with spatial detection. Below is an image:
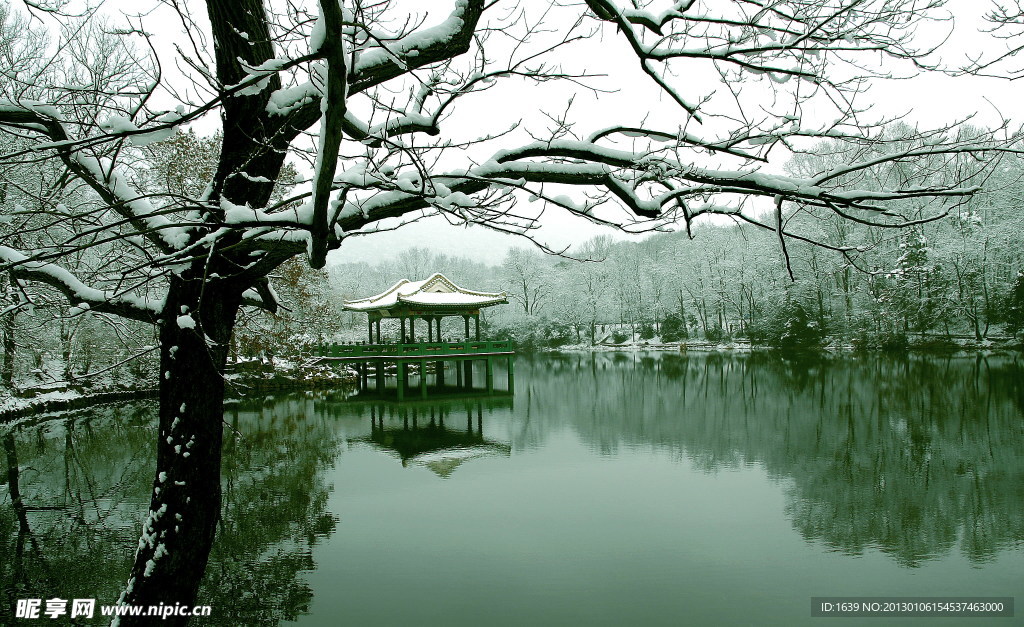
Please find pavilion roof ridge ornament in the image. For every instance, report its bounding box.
[343,272,507,313]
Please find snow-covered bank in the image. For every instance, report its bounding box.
[0,359,357,422]
[544,335,1022,355]
[0,387,159,422]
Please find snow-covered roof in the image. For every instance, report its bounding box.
[343,273,507,312]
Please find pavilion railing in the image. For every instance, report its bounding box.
[315,339,515,359]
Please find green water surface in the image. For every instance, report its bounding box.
[2,352,1022,625]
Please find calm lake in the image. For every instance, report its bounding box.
[2,352,1022,625]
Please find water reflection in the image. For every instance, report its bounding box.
[1,353,1022,625]
[354,397,513,477]
[0,396,344,625]
[1,406,153,617]
[515,352,1024,567]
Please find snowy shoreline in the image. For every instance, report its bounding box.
[0,387,159,422]
[0,362,357,423]
[544,337,1023,355]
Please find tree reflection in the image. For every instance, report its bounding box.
[518,352,1024,567]
[0,407,152,615]
[202,398,340,625]
[0,397,342,624]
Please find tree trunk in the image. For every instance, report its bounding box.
[60,319,74,382]
[116,277,242,626]
[2,273,17,387]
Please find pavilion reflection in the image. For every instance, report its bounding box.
[347,392,513,477]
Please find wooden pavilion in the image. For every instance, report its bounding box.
[313,274,515,400]
[343,273,507,343]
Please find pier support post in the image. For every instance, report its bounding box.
[397,362,406,401]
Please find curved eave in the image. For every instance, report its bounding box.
[343,298,507,312]
[397,296,507,309]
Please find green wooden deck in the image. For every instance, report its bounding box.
[313,339,514,361]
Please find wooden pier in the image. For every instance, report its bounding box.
[310,340,515,400]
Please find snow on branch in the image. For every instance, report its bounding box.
[307,0,349,269]
[0,100,189,253]
[0,246,163,323]
[346,0,486,94]
[311,130,1006,248]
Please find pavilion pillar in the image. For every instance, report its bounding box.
[400,317,406,344]
[464,315,470,340]
[474,314,480,340]
[410,317,416,342]
[367,317,373,343]
[375,319,381,343]
[427,317,434,342]
[436,317,443,342]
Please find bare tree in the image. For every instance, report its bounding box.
[0,0,1017,620]
[503,246,552,315]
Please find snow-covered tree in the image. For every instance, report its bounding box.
[0,0,1017,620]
